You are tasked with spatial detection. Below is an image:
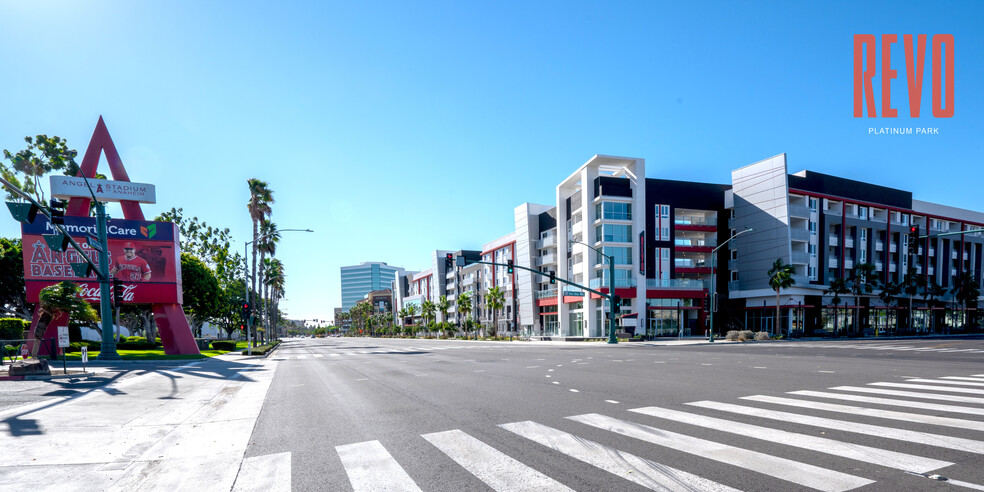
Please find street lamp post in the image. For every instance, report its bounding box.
[573,241,618,344]
[708,228,753,342]
[244,228,313,355]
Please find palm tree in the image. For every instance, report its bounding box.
[877,279,903,335]
[824,277,851,336]
[951,270,981,332]
[923,278,947,332]
[437,295,450,323]
[31,281,99,358]
[247,178,273,343]
[264,258,285,339]
[406,304,419,337]
[420,299,436,338]
[901,267,920,333]
[456,292,472,338]
[848,262,878,336]
[484,286,505,338]
[767,259,796,337]
[258,219,280,339]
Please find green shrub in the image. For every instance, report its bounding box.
[65,340,101,353]
[125,336,148,343]
[0,318,29,341]
[2,344,19,357]
[241,340,281,356]
[116,341,157,350]
[211,340,237,351]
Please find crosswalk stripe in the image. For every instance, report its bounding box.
[566,413,873,492]
[335,440,421,492]
[870,382,984,395]
[313,354,324,358]
[421,429,574,491]
[295,355,308,359]
[687,400,984,454]
[628,406,948,473]
[742,395,984,432]
[790,390,984,416]
[904,378,984,387]
[832,385,984,404]
[499,421,742,492]
[941,376,984,382]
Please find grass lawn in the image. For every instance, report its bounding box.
[5,340,260,362]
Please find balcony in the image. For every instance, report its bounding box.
[646,278,707,290]
[538,235,557,249]
[674,216,717,226]
[828,236,839,247]
[674,259,709,268]
[844,238,854,248]
[589,278,638,289]
[828,257,839,269]
[789,228,810,242]
[791,251,809,264]
[674,238,717,247]
[788,204,810,218]
[874,241,884,252]
[890,243,897,253]
[540,253,557,265]
[534,289,558,299]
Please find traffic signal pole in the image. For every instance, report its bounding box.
[469,259,618,343]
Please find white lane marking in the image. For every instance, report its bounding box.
[313,354,324,358]
[499,421,741,492]
[689,400,984,454]
[546,375,551,378]
[905,378,984,387]
[818,370,835,373]
[832,385,984,404]
[942,376,984,382]
[753,366,768,369]
[946,479,984,491]
[233,452,292,492]
[654,361,666,364]
[552,382,559,385]
[791,390,984,416]
[526,366,540,369]
[355,378,368,381]
[548,369,554,372]
[744,395,984,432]
[473,370,485,373]
[700,363,712,366]
[605,400,619,404]
[422,430,574,491]
[569,389,579,393]
[329,353,340,357]
[336,440,422,492]
[294,355,308,360]
[567,414,872,492]
[870,382,984,395]
[629,406,949,473]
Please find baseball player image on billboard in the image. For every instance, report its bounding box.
[109,241,152,281]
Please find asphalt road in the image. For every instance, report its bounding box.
[245,336,984,491]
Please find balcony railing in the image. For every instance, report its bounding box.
[538,235,557,249]
[788,204,810,218]
[874,241,884,252]
[589,278,637,289]
[789,228,809,242]
[828,236,839,247]
[844,238,854,248]
[674,259,709,268]
[534,289,558,299]
[646,278,707,290]
[674,216,717,226]
[674,238,717,247]
[791,251,809,264]
[540,253,557,265]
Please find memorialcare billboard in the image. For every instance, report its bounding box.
[21,215,183,304]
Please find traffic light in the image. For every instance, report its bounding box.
[445,253,454,270]
[242,302,251,320]
[612,295,621,311]
[704,291,711,310]
[49,198,67,225]
[908,225,920,254]
[507,259,514,274]
[549,271,556,284]
[113,282,125,304]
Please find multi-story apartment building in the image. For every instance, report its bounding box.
[340,262,406,311]
[390,153,984,339]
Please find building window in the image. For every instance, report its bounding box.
[808,244,817,256]
[808,266,817,280]
[595,202,632,220]
[595,224,632,242]
[809,221,817,234]
[660,205,669,217]
[598,246,632,265]
[809,197,818,212]
[859,207,868,220]
[731,271,739,281]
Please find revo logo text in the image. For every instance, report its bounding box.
[854,34,954,118]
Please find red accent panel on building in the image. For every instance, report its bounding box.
[674,224,717,232]
[674,267,712,274]
[675,246,713,253]
[645,289,705,298]
[537,298,558,307]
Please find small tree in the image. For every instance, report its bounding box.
[878,279,903,335]
[824,277,851,336]
[484,286,505,338]
[421,300,436,337]
[847,262,878,336]
[767,259,796,337]
[437,295,451,324]
[456,292,472,337]
[32,281,99,358]
[951,270,981,332]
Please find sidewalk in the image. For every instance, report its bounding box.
[0,352,277,491]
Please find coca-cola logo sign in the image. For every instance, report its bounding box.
[77,283,136,302]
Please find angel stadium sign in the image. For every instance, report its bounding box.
[50,176,156,204]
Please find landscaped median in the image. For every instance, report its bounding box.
[241,340,280,356]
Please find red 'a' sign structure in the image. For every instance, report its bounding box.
[25,117,199,355]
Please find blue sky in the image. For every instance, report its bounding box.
[1,1,981,322]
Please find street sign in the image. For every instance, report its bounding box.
[57,326,70,348]
[81,346,88,364]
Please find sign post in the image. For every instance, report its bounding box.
[57,326,69,374]
[81,346,88,372]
